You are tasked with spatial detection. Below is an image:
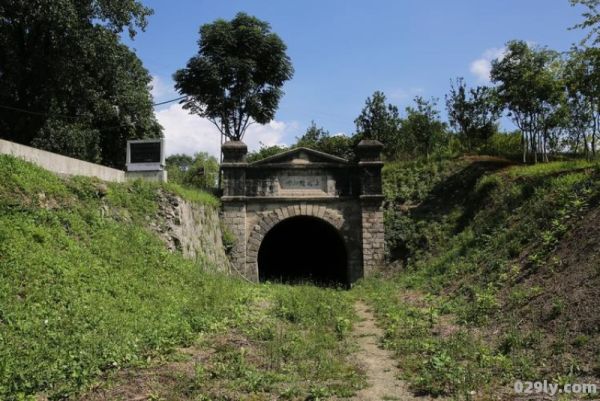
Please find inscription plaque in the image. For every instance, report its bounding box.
[278,172,328,196]
[280,175,324,190]
[126,139,165,172]
[130,142,161,163]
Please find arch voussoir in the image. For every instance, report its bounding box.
[245,204,348,280]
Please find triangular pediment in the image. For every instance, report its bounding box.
[250,147,348,166]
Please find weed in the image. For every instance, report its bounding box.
[0,156,363,400]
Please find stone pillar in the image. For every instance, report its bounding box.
[220,141,249,278]
[356,140,385,275]
[221,141,248,198]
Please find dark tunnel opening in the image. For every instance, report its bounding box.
[258,216,348,286]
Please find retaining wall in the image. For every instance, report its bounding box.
[0,138,125,182]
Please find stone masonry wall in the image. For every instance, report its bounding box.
[361,201,385,275]
[221,202,248,278]
[242,200,364,282]
[220,140,385,284]
[151,190,230,271]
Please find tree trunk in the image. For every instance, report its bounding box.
[593,110,598,158]
[543,130,549,163]
[522,130,527,163]
[217,131,224,190]
[585,134,590,161]
[532,131,538,164]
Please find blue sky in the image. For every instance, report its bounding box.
[126,1,588,156]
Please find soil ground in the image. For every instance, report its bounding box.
[348,301,437,401]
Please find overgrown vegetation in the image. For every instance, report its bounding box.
[0,0,161,168]
[358,156,600,400]
[165,152,220,193]
[0,155,361,401]
[3,152,600,400]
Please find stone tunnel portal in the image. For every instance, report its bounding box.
[258,216,348,285]
[220,140,385,285]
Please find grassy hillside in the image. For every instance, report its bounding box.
[3,153,599,401]
[0,155,361,401]
[359,157,600,399]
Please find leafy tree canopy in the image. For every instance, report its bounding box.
[166,152,219,191]
[564,47,600,157]
[247,144,289,163]
[401,96,447,159]
[491,40,565,162]
[248,122,355,162]
[354,91,402,155]
[571,0,600,45]
[0,0,161,168]
[446,78,501,152]
[296,121,356,160]
[174,13,294,142]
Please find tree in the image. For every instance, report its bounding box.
[401,97,447,159]
[446,78,501,152]
[564,47,600,158]
[174,13,294,143]
[296,121,355,160]
[247,144,289,163]
[296,121,330,148]
[0,0,161,168]
[165,154,194,181]
[354,91,402,157]
[491,41,565,163]
[166,152,219,191]
[570,0,600,45]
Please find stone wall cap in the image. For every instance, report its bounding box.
[239,195,359,202]
[221,162,248,168]
[358,161,384,167]
[221,196,247,202]
[246,162,351,170]
[356,139,384,162]
[357,139,384,148]
[249,146,348,166]
[222,141,248,149]
[360,194,385,201]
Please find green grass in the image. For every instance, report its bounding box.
[4,153,599,400]
[0,155,362,401]
[357,278,517,398]
[359,157,600,400]
[162,182,220,207]
[506,159,597,179]
[382,158,469,204]
[184,284,363,400]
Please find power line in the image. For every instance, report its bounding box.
[153,96,187,106]
[0,103,81,121]
[0,95,188,121]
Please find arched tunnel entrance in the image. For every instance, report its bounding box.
[258,216,348,286]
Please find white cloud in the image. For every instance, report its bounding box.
[470,47,506,83]
[155,103,293,157]
[150,75,177,101]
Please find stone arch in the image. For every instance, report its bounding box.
[220,140,386,284]
[246,205,345,269]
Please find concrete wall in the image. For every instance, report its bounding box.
[126,170,168,183]
[0,138,125,182]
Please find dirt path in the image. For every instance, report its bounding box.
[350,301,429,401]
